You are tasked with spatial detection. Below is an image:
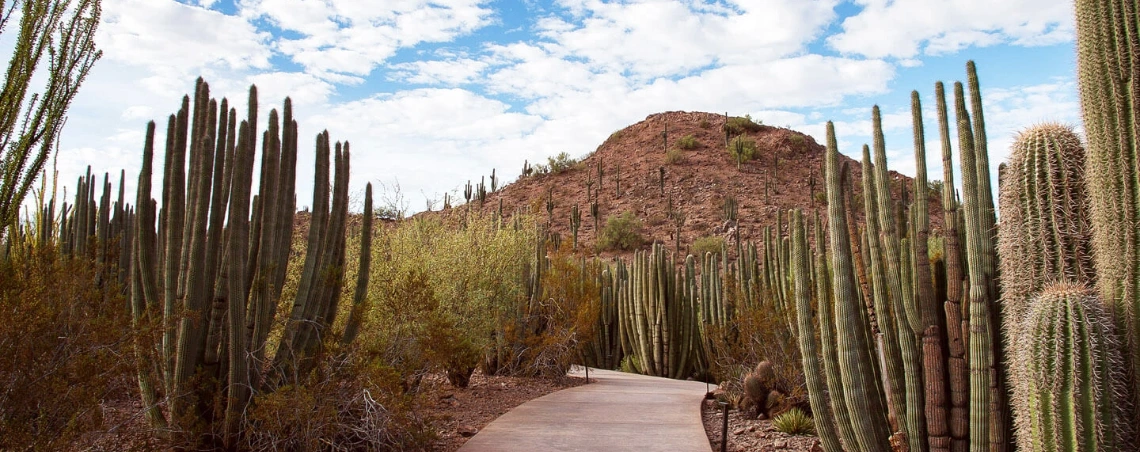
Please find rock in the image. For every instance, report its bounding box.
[459,426,478,437]
[811,440,825,452]
[748,425,756,432]
[734,428,746,435]
[774,439,788,449]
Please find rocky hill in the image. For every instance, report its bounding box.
[433,111,930,259]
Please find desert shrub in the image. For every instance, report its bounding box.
[363,214,534,387]
[727,135,757,163]
[772,408,815,435]
[724,114,762,136]
[499,243,602,378]
[0,244,134,450]
[676,134,698,150]
[597,211,644,251]
[703,278,806,414]
[691,235,725,257]
[547,151,579,174]
[813,190,827,206]
[788,133,806,151]
[245,346,432,450]
[665,147,685,165]
[698,119,712,129]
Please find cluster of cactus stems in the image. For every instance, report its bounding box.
[786,61,1009,452]
[2,166,135,293]
[116,78,372,447]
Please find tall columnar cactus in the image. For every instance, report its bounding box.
[823,121,892,451]
[1011,283,1132,451]
[1074,0,1140,401]
[859,142,911,444]
[935,80,970,452]
[126,79,364,447]
[615,243,699,379]
[790,209,843,452]
[910,91,951,452]
[570,203,581,250]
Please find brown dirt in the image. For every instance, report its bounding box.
[72,371,583,451]
[421,370,586,451]
[702,398,821,452]
[427,110,936,259]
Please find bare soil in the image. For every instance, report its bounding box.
[702,398,821,452]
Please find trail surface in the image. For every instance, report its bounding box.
[459,367,713,452]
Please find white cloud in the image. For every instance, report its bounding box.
[828,0,1073,59]
[239,0,493,78]
[100,0,271,79]
[533,0,839,79]
[390,58,490,85]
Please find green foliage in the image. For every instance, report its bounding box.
[665,147,685,165]
[812,190,827,206]
[597,211,644,251]
[691,235,724,256]
[533,151,580,175]
[676,134,698,150]
[723,114,763,136]
[727,135,757,164]
[0,0,103,231]
[772,408,816,435]
[698,119,712,129]
[364,213,534,384]
[788,133,806,151]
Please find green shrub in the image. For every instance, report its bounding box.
[547,151,578,174]
[813,190,827,206]
[724,114,762,135]
[699,119,712,129]
[772,408,815,435]
[691,235,725,256]
[598,211,644,251]
[788,133,806,151]
[727,135,758,163]
[676,134,698,150]
[665,147,685,165]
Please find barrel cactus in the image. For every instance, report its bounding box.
[998,123,1093,324]
[1012,282,1132,451]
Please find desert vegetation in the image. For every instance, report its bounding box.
[4,1,1138,452]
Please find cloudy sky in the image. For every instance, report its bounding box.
[48,0,1077,213]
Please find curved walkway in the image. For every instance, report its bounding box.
[458,367,713,452]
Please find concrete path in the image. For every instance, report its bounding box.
[458,367,713,452]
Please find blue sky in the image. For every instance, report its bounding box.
[49,0,1079,213]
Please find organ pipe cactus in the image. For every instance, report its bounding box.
[790,209,843,452]
[1012,283,1132,451]
[824,121,892,451]
[125,79,365,447]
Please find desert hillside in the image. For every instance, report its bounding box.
[433,111,930,258]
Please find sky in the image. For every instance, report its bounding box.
[41,0,1079,214]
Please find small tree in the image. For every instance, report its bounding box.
[0,0,103,233]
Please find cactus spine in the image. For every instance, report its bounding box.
[1074,0,1140,404]
[1012,283,1132,451]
